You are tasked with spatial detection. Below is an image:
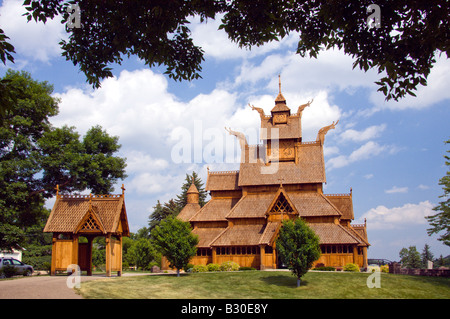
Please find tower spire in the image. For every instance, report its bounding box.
[278,74,281,94]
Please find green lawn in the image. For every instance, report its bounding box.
[76,270,450,299]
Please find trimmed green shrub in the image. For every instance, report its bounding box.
[192,264,208,273]
[343,263,360,272]
[207,263,221,272]
[220,261,240,271]
[314,266,336,271]
[239,267,256,271]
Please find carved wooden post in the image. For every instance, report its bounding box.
[352,246,358,265]
[51,234,57,275]
[71,234,79,270]
[87,236,94,276]
[212,247,217,264]
[259,244,265,270]
[105,233,111,277]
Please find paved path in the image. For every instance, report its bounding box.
[0,273,151,299]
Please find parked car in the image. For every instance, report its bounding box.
[0,257,34,278]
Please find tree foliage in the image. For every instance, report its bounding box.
[399,246,422,269]
[421,244,434,268]
[152,216,199,276]
[1,1,444,101]
[148,171,207,233]
[427,139,450,246]
[175,171,208,208]
[0,70,127,250]
[276,218,321,287]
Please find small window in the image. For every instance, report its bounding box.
[265,246,273,254]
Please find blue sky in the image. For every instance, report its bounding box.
[1,0,449,261]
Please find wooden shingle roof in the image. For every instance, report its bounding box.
[308,223,361,245]
[226,194,274,219]
[205,171,240,191]
[260,114,300,140]
[238,143,326,186]
[190,197,240,222]
[325,194,354,220]
[226,191,341,219]
[43,194,129,236]
[192,227,227,248]
[177,203,201,222]
[211,224,267,246]
[288,192,342,217]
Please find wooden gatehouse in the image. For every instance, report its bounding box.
[43,186,129,276]
[174,80,370,270]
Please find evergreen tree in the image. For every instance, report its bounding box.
[421,244,434,268]
[175,171,208,209]
[399,246,422,269]
[148,171,208,234]
[427,139,450,246]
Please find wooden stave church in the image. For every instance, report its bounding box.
[175,84,370,270]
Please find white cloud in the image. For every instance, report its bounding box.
[51,69,250,198]
[417,184,430,190]
[341,124,386,142]
[369,54,450,110]
[385,186,409,194]
[190,15,298,61]
[0,0,66,64]
[126,151,169,174]
[327,141,392,169]
[360,201,435,230]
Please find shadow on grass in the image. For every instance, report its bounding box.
[260,275,309,288]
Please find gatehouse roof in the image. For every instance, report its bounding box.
[43,193,129,236]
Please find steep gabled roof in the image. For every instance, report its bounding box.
[44,194,129,236]
[288,192,342,217]
[325,193,354,220]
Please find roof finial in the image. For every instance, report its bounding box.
[55,184,60,196]
[278,74,281,94]
[121,184,126,196]
[278,177,284,187]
